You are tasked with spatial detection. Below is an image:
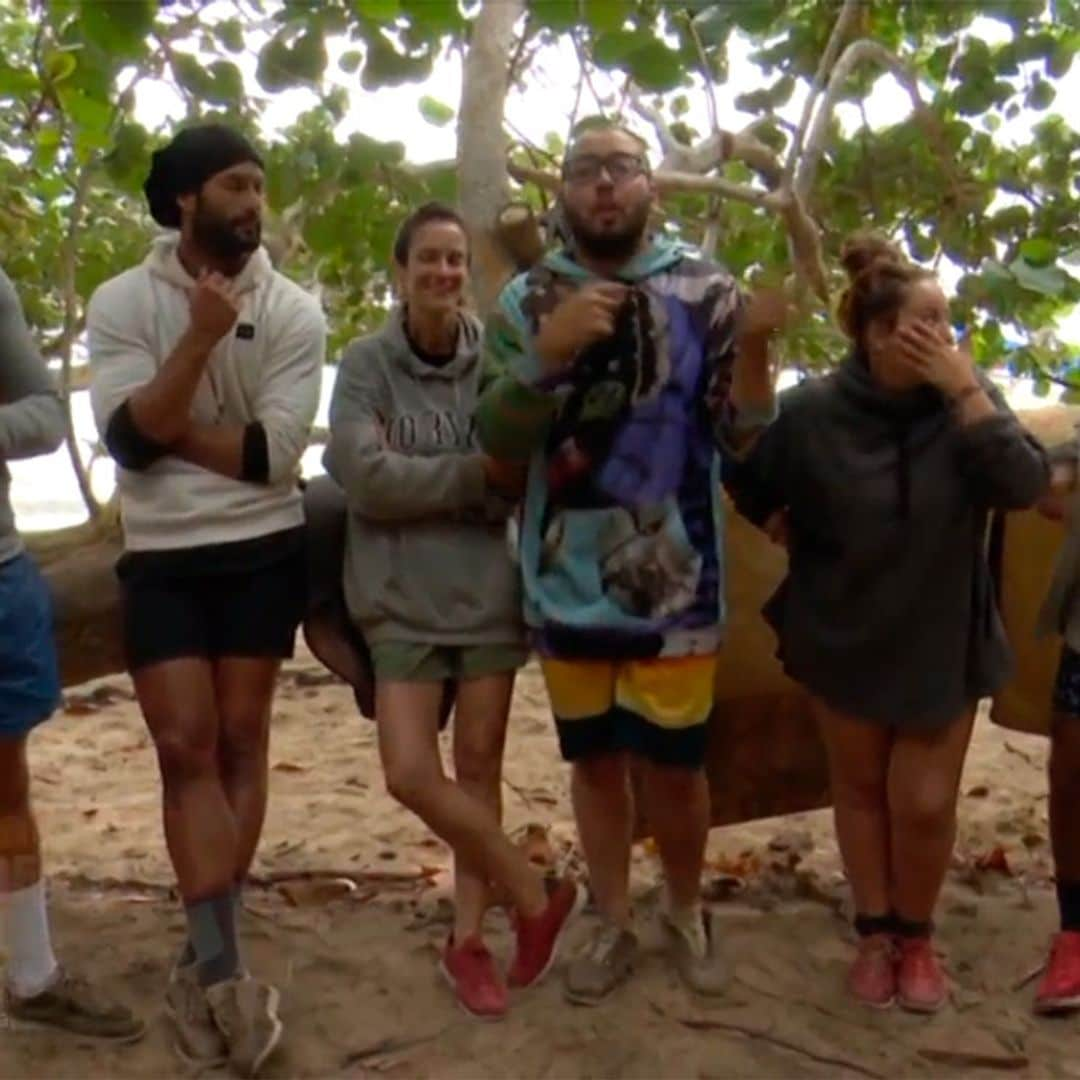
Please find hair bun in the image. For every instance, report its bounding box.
[839,231,905,281]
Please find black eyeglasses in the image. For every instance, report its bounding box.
[561,152,649,185]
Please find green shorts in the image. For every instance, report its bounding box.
[369,641,529,683]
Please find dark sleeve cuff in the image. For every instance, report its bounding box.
[104,400,170,471]
[241,421,270,484]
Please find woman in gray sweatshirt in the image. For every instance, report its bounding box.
[727,234,1048,1014]
[324,204,583,1020]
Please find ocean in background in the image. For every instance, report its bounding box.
[10,366,1063,535]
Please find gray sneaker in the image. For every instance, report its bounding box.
[165,964,228,1066]
[661,907,730,996]
[563,920,638,1006]
[206,975,282,1078]
[5,968,145,1041]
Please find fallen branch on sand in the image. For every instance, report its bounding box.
[341,1027,447,1070]
[918,1048,1029,1071]
[650,1002,885,1078]
[1003,741,1038,769]
[248,867,439,888]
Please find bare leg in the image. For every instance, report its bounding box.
[640,761,709,910]
[571,753,634,928]
[451,673,515,942]
[214,658,280,885]
[888,710,975,924]
[813,699,893,918]
[377,681,546,918]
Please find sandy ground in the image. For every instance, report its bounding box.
[1,646,1078,1080]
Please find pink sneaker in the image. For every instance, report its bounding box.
[440,936,507,1020]
[897,936,947,1013]
[508,877,586,989]
[848,933,897,1009]
[1035,932,1080,1014]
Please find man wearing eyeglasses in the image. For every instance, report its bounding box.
[477,121,783,1003]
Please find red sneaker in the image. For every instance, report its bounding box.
[848,933,897,1009]
[1035,932,1080,1014]
[508,878,586,989]
[439,935,507,1020]
[897,936,947,1013]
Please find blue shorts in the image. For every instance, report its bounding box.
[1053,645,1080,717]
[0,552,61,739]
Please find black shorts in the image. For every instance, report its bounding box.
[1053,645,1080,717]
[117,527,307,673]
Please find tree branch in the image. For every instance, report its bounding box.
[682,11,719,139]
[507,159,787,211]
[58,162,100,521]
[795,38,926,204]
[784,0,862,187]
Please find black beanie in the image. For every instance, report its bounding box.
[143,124,264,228]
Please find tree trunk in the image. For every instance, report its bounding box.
[456,0,524,316]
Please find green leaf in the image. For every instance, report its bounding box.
[1027,76,1056,109]
[1020,237,1057,266]
[205,60,245,105]
[44,49,77,85]
[418,95,455,126]
[671,94,690,118]
[217,19,245,54]
[583,0,630,33]
[257,29,328,91]
[590,30,641,68]
[0,57,39,97]
[530,1,578,31]
[626,39,684,91]
[398,0,463,34]
[33,125,63,170]
[353,0,400,21]
[78,0,153,62]
[1010,257,1066,296]
[691,6,730,47]
[1048,38,1076,78]
[361,32,435,88]
[339,50,363,74]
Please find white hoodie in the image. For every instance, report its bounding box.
[88,235,325,551]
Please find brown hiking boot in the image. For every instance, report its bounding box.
[5,968,144,1041]
[563,919,639,1005]
[165,963,228,1066]
[206,974,282,1078]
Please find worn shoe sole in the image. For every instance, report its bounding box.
[898,992,946,1014]
[162,998,228,1068]
[437,960,507,1022]
[1034,991,1080,1015]
[5,1012,147,1043]
[245,985,283,1079]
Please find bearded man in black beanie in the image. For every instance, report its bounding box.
[87,123,325,1077]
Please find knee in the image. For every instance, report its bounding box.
[573,752,630,791]
[218,708,269,771]
[152,724,217,787]
[454,739,502,790]
[892,782,955,833]
[384,758,440,811]
[831,767,888,813]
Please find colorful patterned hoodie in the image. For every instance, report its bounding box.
[475,240,745,661]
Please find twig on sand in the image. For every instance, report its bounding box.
[248,867,438,888]
[918,1048,1029,1071]
[341,1028,447,1070]
[502,775,535,809]
[1012,962,1044,992]
[650,1002,885,1079]
[1004,741,1038,769]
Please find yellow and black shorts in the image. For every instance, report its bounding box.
[540,653,717,769]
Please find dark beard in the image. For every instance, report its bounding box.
[192,201,261,260]
[562,200,650,262]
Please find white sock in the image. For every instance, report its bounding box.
[4,879,59,998]
[665,893,707,960]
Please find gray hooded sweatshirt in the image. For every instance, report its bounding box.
[0,268,66,565]
[324,309,523,647]
[726,355,1049,730]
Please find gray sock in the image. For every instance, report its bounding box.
[179,885,240,971]
[184,891,240,988]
